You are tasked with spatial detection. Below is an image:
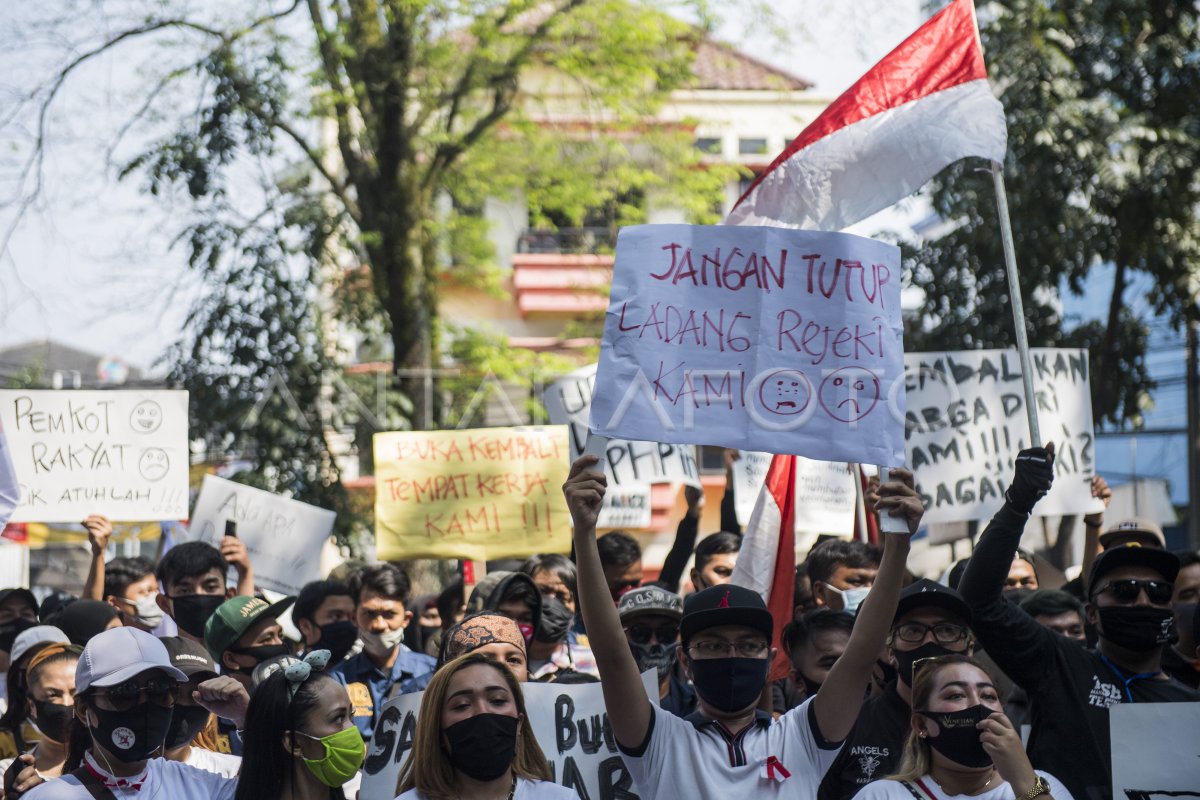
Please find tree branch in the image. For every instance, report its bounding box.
[306,0,367,190]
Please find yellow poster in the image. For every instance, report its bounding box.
[373,427,571,561]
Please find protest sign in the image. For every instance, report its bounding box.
[734,452,856,534]
[599,484,653,529]
[374,427,571,561]
[0,390,189,522]
[589,224,905,466]
[544,364,700,496]
[1110,703,1200,798]
[361,671,658,800]
[185,475,336,595]
[903,348,1103,524]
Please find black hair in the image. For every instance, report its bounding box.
[102,556,157,599]
[436,580,464,630]
[347,563,411,607]
[493,573,541,613]
[1174,549,1200,569]
[781,608,855,660]
[155,542,227,591]
[520,554,578,601]
[235,669,346,800]
[806,540,881,585]
[693,532,742,572]
[596,531,641,568]
[0,638,53,739]
[1019,588,1084,620]
[293,580,352,625]
[793,562,815,612]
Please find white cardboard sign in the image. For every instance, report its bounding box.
[733,452,857,535]
[1110,703,1200,797]
[903,348,1103,524]
[0,390,189,522]
[589,224,905,466]
[186,474,336,594]
[361,672,658,800]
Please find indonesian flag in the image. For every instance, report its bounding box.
[0,420,18,529]
[727,0,1005,229]
[730,453,797,681]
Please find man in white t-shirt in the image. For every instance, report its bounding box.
[564,456,924,799]
[24,627,246,800]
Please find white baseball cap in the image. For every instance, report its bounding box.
[10,625,69,666]
[76,627,187,693]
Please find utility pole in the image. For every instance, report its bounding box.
[1187,318,1200,550]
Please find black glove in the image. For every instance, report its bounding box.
[1005,446,1054,515]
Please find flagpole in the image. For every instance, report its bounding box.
[990,160,1042,447]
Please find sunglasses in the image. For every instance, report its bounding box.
[624,623,680,646]
[1094,579,1173,605]
[93,678,177,711]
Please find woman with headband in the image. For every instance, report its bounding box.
[1,643,81,798]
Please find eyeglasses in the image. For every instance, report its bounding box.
[892,622,970,645]
[625,623,679,645]
[1094,579,1173,605]
[93,678,177,711]
[688,639,769,659]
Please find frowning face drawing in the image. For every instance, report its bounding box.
[819,367,880,423]
[757,369,812,416]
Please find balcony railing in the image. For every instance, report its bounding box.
[517,227,619,254]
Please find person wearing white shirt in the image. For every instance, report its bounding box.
[563,455,925,800]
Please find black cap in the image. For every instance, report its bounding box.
[680,584,773,645]
[0,588,38,618]
[893,579,972,626]
[1088,543,1179,596]
[160,636,220,679]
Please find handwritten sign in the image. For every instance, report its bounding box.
[589,225,905,466]
[599,485,653,529]
[1111,703,1200,798]
[373,427,571,561]
[544,364,700,494]
[361,672,658,800]
[185,475,336,595]
[734,452,857,534]
[0,390,189,522]
[904,348,1103,524]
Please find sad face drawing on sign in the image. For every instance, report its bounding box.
[818,366,880,423]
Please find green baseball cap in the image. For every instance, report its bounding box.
[203,595,295,661]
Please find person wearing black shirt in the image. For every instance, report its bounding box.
[959,445,1200,800]
[817,579,975,800]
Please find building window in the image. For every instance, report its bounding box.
[694,137,722,155]
[738,137,769,156]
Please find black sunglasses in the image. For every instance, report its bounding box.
[624,623,680,645]
[93,678,177,711]
[1094,579,1173,605]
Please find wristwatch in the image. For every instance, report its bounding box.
[1016,776,1050,800]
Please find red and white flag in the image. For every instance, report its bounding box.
[730,453,797,680]
[0,420,19,529]
[727,0,1005,230]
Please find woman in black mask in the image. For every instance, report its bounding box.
[521,555,597,680]
[2,643,80,798]
[396,653,578,800]
[852,656,1067,800]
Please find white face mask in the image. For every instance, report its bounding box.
[123,595,165,628]
[360,626,406,654]
[829,585,871,615]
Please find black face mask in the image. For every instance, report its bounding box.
[88,702,173,762]
[443,713,519,781]
[894,642,958,687]
[165,704,211,750]
[30,699,74,743]
[1097,606,1176,651]
[168,594,226,639]
[629,641,676,682]
[875,658,899,690]
[687,656,768,713]
[314,620,359,663]
[534,597,573,644]
[228,643,293,673]
[919,704,993,768]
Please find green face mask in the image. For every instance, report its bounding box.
[298,725,366,787]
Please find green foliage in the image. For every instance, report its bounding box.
[909,0,1200,427]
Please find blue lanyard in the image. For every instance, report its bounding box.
[1098,653,1161,703]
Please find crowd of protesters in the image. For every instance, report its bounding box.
[0,445,1196,800]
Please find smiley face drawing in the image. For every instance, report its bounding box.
[129,400,163,433]
[138,448,170,482]
[757,369,813,416]
[819,367,881,423]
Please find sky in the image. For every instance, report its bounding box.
[0,0,1191,505]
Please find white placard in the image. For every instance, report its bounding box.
[599,484,653,529]
[185,474,336,595]
[0,390,189,522]
[361,672,659,800]
[1110,703,1200,796]
[904,348,1103,524]
[589,224,905,466]
[734,452,856,535]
